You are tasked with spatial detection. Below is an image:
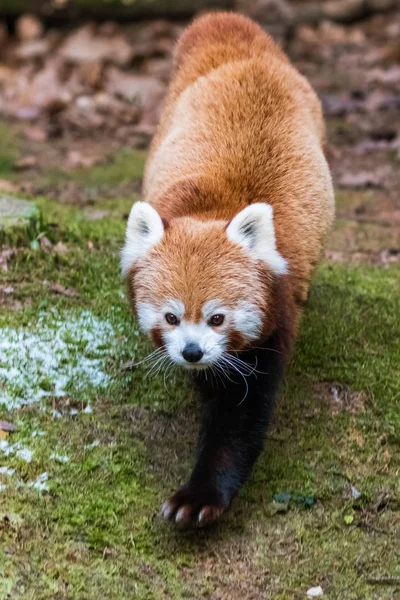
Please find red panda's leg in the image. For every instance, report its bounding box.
[161,325,289,528]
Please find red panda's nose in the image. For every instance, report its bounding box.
[182,343,204,363]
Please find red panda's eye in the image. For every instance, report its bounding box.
[165,313,179,326]
[209,314,224,327]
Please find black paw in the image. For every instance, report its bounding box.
[161,481,230,529]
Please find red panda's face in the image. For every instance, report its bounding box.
[122,202,287,370]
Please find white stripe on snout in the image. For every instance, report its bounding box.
[164,320,227,365]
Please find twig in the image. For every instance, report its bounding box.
[357,521,394,536]
[367,576,400,585]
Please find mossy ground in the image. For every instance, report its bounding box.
[0,142,399,600]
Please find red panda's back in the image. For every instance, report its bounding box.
[143,12,334,302]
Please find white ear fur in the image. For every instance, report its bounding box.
[226,203,288,275]
[121,201,164,276]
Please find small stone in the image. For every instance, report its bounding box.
[0,195,40,248]
[307,586,324,598]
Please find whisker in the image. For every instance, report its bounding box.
[152,355,171,379]
[146,352,169,378]
[240,346,284,356]
[163,359,175,393]
[220,354,257,378]
[226,353,269,376]
[211,364,227,389]
[122,346,166,370]
[215,358,238,384]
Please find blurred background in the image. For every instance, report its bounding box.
[0,0,399,263]
[1,3,400,597]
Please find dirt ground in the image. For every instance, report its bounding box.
[0,5,400,600]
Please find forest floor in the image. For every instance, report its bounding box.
[0,8,400,600]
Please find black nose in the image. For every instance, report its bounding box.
[182,342,204,363]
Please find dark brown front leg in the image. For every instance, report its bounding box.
[161,327,288,528]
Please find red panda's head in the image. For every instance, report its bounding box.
[121,202,287,370]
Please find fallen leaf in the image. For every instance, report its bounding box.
[344,514,354,525]
[105,67,165,124]
[10,58,80,115]
[53,241,69,253]
[338,170,387,189]
[15,39,50,61]
[66,150,100,169]
[13,155,38,170]
[39,236,53,251]
[0,180,19,193]
[23,125,47,142]
[59,24,133,66]
[15,14,44,42]
[367,66,400,84]
[44,281,80,298]
[0,421,17,432]
[0,249,16,272]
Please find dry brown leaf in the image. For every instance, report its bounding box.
[66,150,100,169]
[23,125,48,142]
[44,281,80,298]
[59,24,133,66]
[105,67,165,124]
[53,241,69,254]
[15,14,44,42]
[0,420,16,432]
[338,169,388,189]
[39,236,53,252]
[0,180,19,193]
[13,155,38,170]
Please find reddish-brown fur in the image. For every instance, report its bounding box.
[125,13,334,527]
[131,12,334,340]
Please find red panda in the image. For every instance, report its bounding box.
[122,12,334,528]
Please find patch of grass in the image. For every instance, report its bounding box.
[329,217,400,253]
[0,123,18,176]
[40,149,146,190]
[0,196,399,599]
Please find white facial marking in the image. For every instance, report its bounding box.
[164,320,227,367]
[163,299,185,320]
[202,299,227,321]
[233,302,263,340]
[137,299,184,334]
[137,298,263,369]
[137,302,158,333]
[226,203,288,275]
[121,202,164,276]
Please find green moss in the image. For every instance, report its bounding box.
[0,123,18,176]
[0,195,399,599]
[0,196,42,248]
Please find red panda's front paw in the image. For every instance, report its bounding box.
[161,482,230,529]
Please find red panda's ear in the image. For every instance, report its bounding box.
[226,203,288,275]
[121,202,165,276]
